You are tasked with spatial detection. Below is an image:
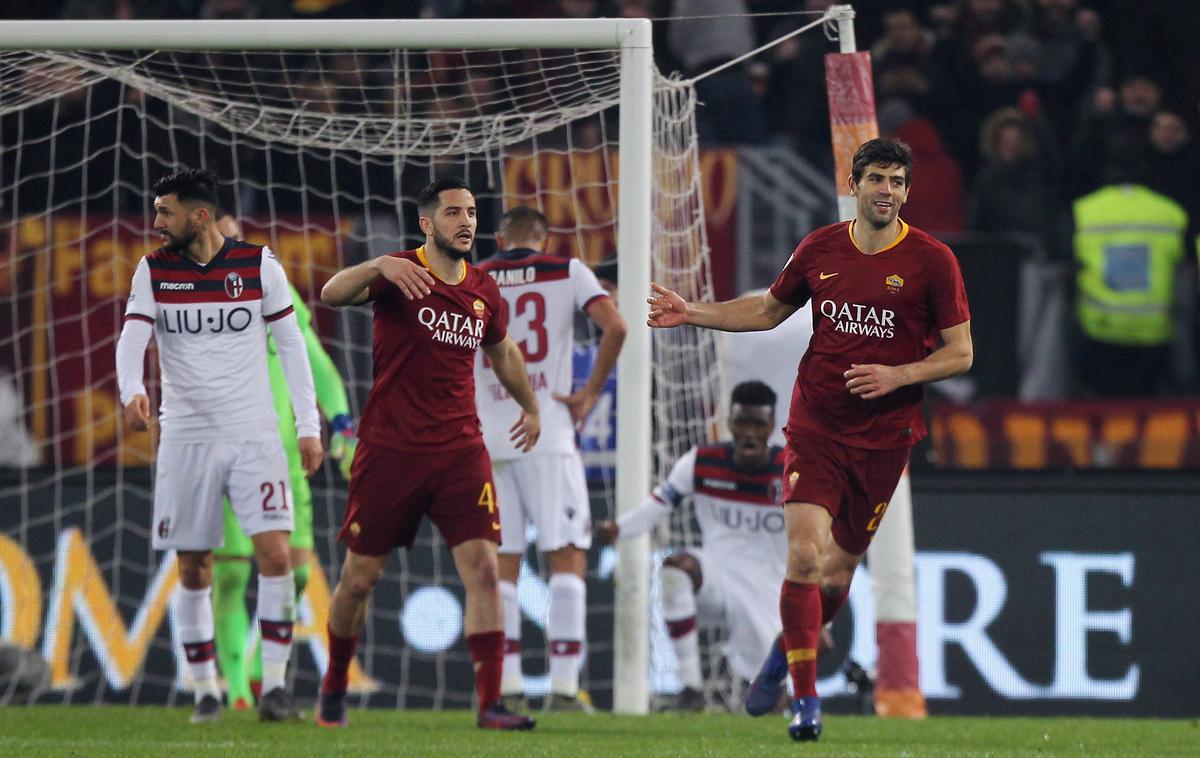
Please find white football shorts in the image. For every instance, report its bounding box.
[690,546,784,682]
[495,452,591,554]
[151,438,293,550]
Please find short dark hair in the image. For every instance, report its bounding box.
[498,205,549,245]
[730,380,776,409]
[417,176,472,216]
[152,168,219,209]
[851,138,913,185]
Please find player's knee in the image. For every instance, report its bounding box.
[255,547,290,576]
[176,551,213,589]
[786,541,822,581]
[471,557,501,594]
[341,563,384,599]
[662,552,702,590]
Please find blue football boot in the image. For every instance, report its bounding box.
[744,633,788,716]
[788,696,823,742]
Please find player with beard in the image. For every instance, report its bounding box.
[117,168,321,724]
[316,177,540,731]
[594,381,787,712]
[647,139,972,741]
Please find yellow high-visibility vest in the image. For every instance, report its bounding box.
[1074,185,1187,346]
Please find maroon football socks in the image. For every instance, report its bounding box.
[466,631,504,713]
[780,580,822,698]
[321,623,359,694]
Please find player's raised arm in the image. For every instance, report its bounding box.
[482,335,540,453]
[647,282,795,333]
[322,255,437,306]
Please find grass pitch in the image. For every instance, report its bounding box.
[0,706,1195,757]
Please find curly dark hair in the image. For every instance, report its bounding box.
[850,138,913,186]
[731,380,776,409]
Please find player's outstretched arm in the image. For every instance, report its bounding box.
[321,256,436,306]
[844,320,974,400]
[647,282,794,333]
[483,335,541,453]
[555,296,626,429]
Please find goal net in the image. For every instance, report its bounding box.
[0,20,724,710]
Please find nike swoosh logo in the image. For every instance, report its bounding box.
[819,272,839,280]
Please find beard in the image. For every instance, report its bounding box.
[433,229,473,260]
[160,227,197,253]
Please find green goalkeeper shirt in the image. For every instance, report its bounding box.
[268,284,350,444]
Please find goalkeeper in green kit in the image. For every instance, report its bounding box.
[212,212,357,709]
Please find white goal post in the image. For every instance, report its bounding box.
[0,17,655,714]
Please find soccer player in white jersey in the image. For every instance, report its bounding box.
[594,381,787,711]
[474,206,626,712]
[116,169,323,724]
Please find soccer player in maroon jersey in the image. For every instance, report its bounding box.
[317,177,541,731]
[647,139,972,742]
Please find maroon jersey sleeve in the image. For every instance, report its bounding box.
[928,244,971,330]
[482,277,508,347]
[769,242,814,307]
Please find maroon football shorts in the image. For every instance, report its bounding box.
[339,439,501,555]
[781,433,910,556]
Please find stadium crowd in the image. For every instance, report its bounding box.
[7,0,1200,397]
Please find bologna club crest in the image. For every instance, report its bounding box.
[224,272,244,299]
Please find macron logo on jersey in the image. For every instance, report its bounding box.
[418,306,484,349]
[159,282,195,291]
[819,299,896,339]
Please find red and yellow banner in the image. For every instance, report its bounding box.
[502,148,740,300]
[826,51,878,194]
[931,399,1200,469]
[0,215,349,468]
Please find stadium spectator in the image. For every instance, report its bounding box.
[1144,109,1200,237]
[761,0,839,175]
[116,168,321,724]
[475,206,626,714]
[668,0,769,146]
[316,177,540,731]
[1070,66,1164,196]
[871,5,938,117]
[594,381,787,712]
[646,138,972,742]
[1071,163,1189,396]
[968,106,1070,260]
[878,98,965,235]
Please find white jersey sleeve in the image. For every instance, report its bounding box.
[569,258,608,310]
[124,257,157,322]
[617,447,697,540]
[116,259,157,405]
[260,246,294,319]
[656,447,697,505]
